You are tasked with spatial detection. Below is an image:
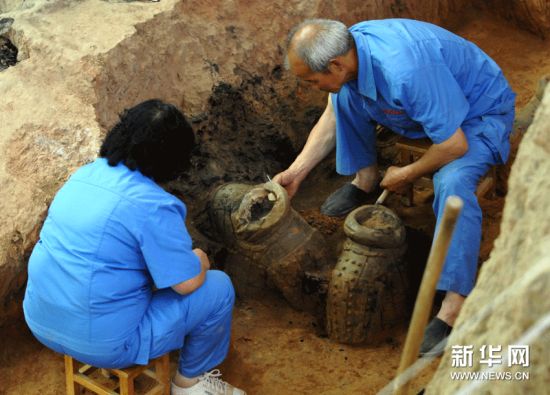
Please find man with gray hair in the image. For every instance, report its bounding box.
[274,18,515,356]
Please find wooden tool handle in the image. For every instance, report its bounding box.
[393,196,463,394]
[375,189,390,205]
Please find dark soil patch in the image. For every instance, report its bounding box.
[299,209,344,236]
[0,35,17,71]
[167,76,322,253]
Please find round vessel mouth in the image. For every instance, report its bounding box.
[232,181,289,242]
[344,205,405,248]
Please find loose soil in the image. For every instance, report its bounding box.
[2,10,550,395]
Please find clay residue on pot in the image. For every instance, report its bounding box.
[233,186,277,227]
[360,209,394,230]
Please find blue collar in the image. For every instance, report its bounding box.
[350,30,377,101]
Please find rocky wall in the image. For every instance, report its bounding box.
[427,86,550,394]
[92,0,472,143]
[477,0,550,38]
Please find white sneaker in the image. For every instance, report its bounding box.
[171,369,246,395]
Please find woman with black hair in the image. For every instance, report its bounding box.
[23,100,245,395]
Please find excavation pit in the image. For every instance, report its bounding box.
[2,1,550,393]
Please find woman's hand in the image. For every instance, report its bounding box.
[172,249,210,295]
[193,248,210,271]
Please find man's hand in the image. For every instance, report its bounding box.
[380,165,413,193]
[273,169,304,199]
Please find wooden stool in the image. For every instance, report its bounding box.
[64,354,170,395]
[395,137,496,206]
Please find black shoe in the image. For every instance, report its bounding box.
[320,183,381,217]
[419,317,452,357]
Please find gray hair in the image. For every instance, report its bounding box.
[286,19,353,72]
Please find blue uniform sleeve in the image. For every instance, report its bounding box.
[396,65,470,144]
[139,202,201,289]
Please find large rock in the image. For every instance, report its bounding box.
[427,86,550,393]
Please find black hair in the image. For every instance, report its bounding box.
[99,99,195,182]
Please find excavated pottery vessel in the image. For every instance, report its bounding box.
[209,182,331,314]
[327,204,408,344]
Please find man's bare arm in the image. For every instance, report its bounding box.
[381,128,468,191]
[408,127,468,179]
[274,95,337,197]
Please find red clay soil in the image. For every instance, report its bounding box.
[2,11,550,395]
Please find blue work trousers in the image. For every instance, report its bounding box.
[431,133,497,295]
[33,270,235,378]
